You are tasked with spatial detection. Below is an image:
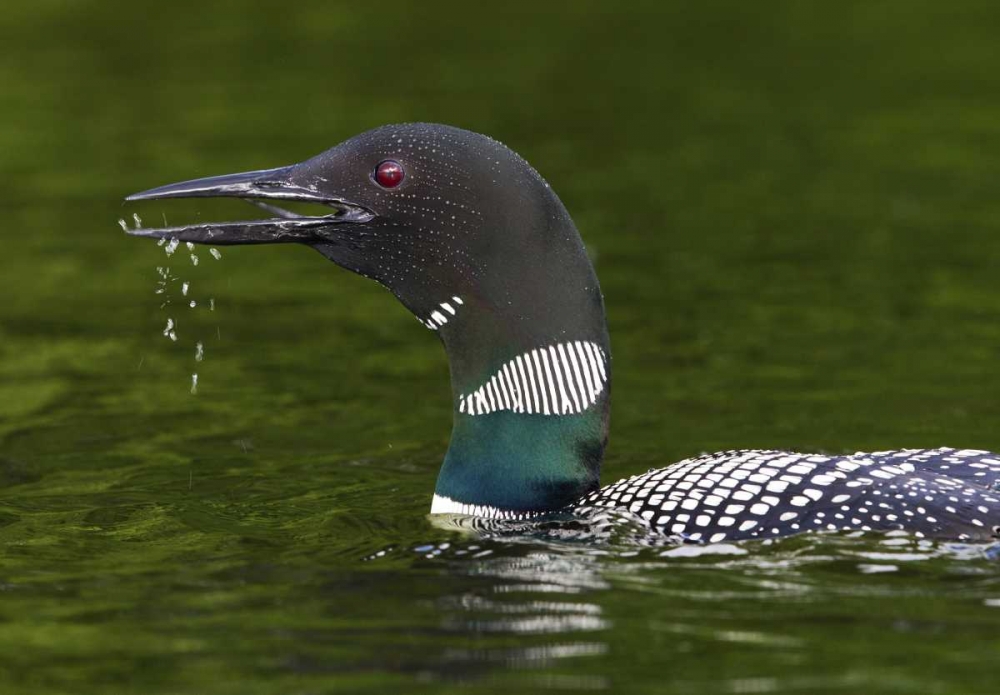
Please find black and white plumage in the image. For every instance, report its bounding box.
[584,447,1000,542]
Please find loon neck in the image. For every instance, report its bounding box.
[430,267,611,515]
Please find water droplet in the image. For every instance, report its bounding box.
[191,373,198,394]
[165,238,179,256]
[195,342,204,362]
[209,298,215,311]
[189,300,197,308]
[162,318,174,338]
[210,248,222,261]
[190,254,199,266]
[132,212,143,229]
[186,242,195,251]
[181,282,189,296]
[118,218,128,232]
[157,237,166,247]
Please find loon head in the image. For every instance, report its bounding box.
[126,123,610,516]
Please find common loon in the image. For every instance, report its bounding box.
[125,123,1000,543]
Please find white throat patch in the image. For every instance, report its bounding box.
[422,296,464,330]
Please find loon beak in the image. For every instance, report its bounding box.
[124,165,375,245]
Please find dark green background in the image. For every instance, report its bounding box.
[1,2,998,693]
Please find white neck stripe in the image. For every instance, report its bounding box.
[459,341,608,417]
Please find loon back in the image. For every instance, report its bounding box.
[124,123,1000,542]
[587,448,1000,542]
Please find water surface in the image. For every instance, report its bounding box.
[2,2,999,693]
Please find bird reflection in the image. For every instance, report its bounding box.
[433,546,612,688]
[397,507,671,687]
[358,509,999,690]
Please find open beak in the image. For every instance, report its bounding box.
[124,165,374,245]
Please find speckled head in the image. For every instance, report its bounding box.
[126,123,610,515]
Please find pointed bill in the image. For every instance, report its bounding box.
[124,165,374,245]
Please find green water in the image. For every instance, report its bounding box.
[2,2,999,692]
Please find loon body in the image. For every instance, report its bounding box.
[125,123,1000,543]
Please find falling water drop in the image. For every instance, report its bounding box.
[210,248,222,260]
[191,373,198,395]
[195,342,204,362]
[118,219,128,232]
[132,213,143,229]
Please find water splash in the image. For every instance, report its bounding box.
[155,267,170,296]
[145,234,219,395]
[162,318,177,342]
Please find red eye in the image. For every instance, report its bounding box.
[374,159,405,188]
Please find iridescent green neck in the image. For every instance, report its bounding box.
[435,401,608,513]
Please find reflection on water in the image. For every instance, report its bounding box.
[387,521,618,689]
[361,515,1000,692]
[438,552,609,690]
[0,448,996,694]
